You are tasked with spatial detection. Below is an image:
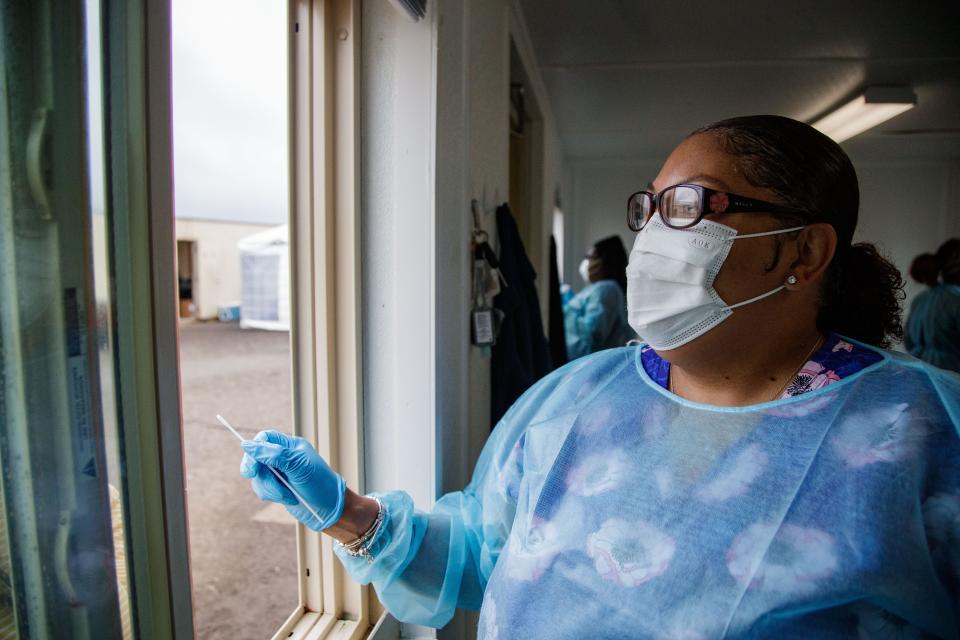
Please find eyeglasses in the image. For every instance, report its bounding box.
[626,183,808,231]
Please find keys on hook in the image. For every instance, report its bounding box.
[469,197,505,350]
[474,239,499,269]
[471,237,504,347]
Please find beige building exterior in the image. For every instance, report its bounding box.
[175,218,276,320]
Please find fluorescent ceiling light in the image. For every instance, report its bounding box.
[812,87,917,143]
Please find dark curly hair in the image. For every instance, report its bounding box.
[693,115,905,348]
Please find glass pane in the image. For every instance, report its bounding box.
[0,1,127,637]
[84,0,134,636]
[171,1,296,637]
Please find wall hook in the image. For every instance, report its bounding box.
[471,199,482,231]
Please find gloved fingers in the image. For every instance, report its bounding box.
[251,429,300,449]
[286,503,323,532]
[239,451,261,479]
[241,438,298,472]
[250,466,299,506]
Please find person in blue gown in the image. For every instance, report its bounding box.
[563,235,635,359]
[906,239,960,373]
[240,116,960,638]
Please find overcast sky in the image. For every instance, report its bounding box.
[172,0,288,224]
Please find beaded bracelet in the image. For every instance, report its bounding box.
[336,495,385,563]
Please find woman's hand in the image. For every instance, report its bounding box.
[240,430,346,531]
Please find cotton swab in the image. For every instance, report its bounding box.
[216,413,247,442]
[216,414,325,526]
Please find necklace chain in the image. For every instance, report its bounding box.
[668,333,825,402]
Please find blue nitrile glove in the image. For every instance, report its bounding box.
[239,430,347,531]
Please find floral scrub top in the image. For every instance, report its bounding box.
[640,333,884,399]
[336,340,960,639]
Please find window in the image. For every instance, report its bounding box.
[1,0,192,636]
[0,0,152,636]
[3,0,417,637]
[168,0,375,636]
[171,2,298,637]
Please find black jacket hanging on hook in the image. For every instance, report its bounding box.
[491,203,551,429]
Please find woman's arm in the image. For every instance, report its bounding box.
[324,489,379,544]
[239,419,524,626]
[241,357,580,627]
[331,410,534,624]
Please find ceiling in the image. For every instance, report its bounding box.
[516,0,960,163]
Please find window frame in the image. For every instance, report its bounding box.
[273,0,373,638]
[105,0,370,636]
[108,0,446,636]
[100,0,194,635]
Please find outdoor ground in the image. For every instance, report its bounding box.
[179,321,298,639]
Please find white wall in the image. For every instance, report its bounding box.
[510,4,565,334]
[174,218,275,319]
[564,159,660,292]
[361,1,438,505]
[851,159,960,311]
[436,7,512,633]
[361,2,563,637]
[438,7,564,638]
[463,0,511,483]
[564,155,960,343]
[434,0,472,504]
[360,0,563,493]
[438,0,564,477]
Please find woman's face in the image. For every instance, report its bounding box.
[648,133,802,352]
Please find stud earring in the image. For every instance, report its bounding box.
[786,275,798,285]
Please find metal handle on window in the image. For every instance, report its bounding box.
[26,107,53,222]
[54,509,80,606]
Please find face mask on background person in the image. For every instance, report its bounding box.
[579,258,591,284]
[626,213,804,350]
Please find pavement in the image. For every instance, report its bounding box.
[179,321,298,639]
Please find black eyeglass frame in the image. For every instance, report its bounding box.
[626,183,809,231]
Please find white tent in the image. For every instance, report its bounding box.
[237,225,290,331]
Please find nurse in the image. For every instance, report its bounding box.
[241,115,960,638]
[564,235,635,359]
[906,239,960,372]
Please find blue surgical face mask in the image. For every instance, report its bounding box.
[626,214,804,350]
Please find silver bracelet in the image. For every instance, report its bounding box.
[340,497,383,549]
[337,496,385,563]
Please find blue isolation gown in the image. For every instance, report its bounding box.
[906,285,960,373]
[563,280,635,359]
[336,343,960,638]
